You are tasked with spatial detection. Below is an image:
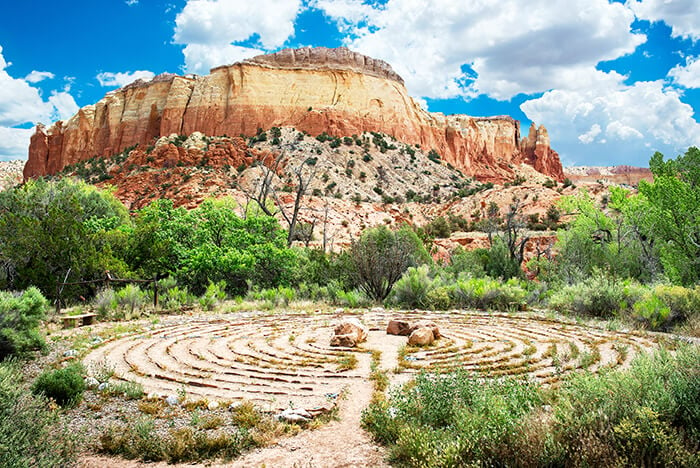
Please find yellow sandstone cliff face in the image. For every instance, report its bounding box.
[25,47,563,182]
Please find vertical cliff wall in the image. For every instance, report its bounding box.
[24,47,563,182]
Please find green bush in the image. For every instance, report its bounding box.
[363,346,700,467]
[652,284,700,323]
[94,288,117,319]
[451,276,527,311]
[115,284,147,319]
[632,294,671,330]
[390,265,439,309]
[548,273,639,318]
[32,363,86,408]
[0,361,77,467]
[198,280,227,311]
[0,287,48,360]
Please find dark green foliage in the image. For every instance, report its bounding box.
[351,226,429,301]
[427,149,441,163]
[639,147,700,285]
[0,288,48,360]
[0,178,130,298]
[0,362,77,467]
[363,346,700,467]
[32,363,85,407]
[128,198,296,296]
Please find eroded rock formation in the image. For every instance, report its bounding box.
[24,47,563,182]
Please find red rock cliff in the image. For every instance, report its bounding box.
[24,47,563,182]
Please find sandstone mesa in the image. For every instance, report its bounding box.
[24,47,563,183]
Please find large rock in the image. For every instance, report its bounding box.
[386,319,412,336]
[24,47,563,184]
[408,327,435,346]
[409,321,441,339]
[330,318,368,347]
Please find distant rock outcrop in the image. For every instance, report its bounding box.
[24,47,564,183]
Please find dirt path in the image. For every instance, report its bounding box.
[231,349,389,468]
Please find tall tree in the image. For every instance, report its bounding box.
[638,147,700,285]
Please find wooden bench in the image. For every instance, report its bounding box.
[61,313,97,328]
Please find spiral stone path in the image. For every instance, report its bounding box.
[84,309,659,409]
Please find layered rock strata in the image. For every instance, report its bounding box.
[25,47,564,182]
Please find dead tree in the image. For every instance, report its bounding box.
[239,150,318,247]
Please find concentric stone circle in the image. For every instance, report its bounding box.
[84,310,659,408]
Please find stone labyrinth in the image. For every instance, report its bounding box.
[84,310,659,409]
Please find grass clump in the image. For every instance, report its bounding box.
[362,346,700,467]
[0,287,48,360]
[0,361,77,467]
[31,363,86,408]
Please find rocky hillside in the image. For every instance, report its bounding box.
[564,165,652,186]
[24,47,563,183]
[0,160,23,191]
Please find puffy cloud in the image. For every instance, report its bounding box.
[181,44,265,75]
[0,47,53,127]
[668,56,700,88]
[627,0,700,40]
[0,46,79,160]
[125,0,139,5]
[24,70,55,83]
[96,70,155,88]
[174,0,302,74]
[578,124,602,144]
[48,91,79,121]
[314,0,644,100]
[0,127,34,161]
[521,74,700,165]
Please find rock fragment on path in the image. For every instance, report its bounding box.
[386,319,411,336]
[408,327,435,346]
[330,318,368,347]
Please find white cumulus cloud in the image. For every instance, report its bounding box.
[668,56,700,88]
[96,70,156,88]
[314,0,645,100]
[521,75,700,165]
[174,0,302,74]
[24,70,55,83]
[0,45,80,160]
[627,0,700,40]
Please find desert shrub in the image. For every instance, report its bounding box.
[363,346,700,467]
[445,247,486,278]
[548,273,639,318]
[115,284,147,319]
[0,361,77,467]
[162,286,195,310]
[651,284,700,323]
[425,286,452,310]
[94,288,117,319]
[483,237,522,280]
[350,226,430,301]
[362,370,543,466]
[198,280,227,311]
[334,289,369,308]
[247,285,295,307]
[632,294,672,330]
[451,276,527,311]
[0,287,48,360]
[106,381,145,400]
[390,265,440,309]
[32,363,86,407]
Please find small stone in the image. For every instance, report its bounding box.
[147,392,162,400]
[277,408,311,423]
[165,395,180,406]
[408,327,434,346]
[97,382,110,391]
[90,337,103,344]
[85,377,99,388]
[228,401,243,411]
[63,349,78,357]
[371,307,384,313]
[207,401,219,411]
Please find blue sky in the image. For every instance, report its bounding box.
[1,0,699,167]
